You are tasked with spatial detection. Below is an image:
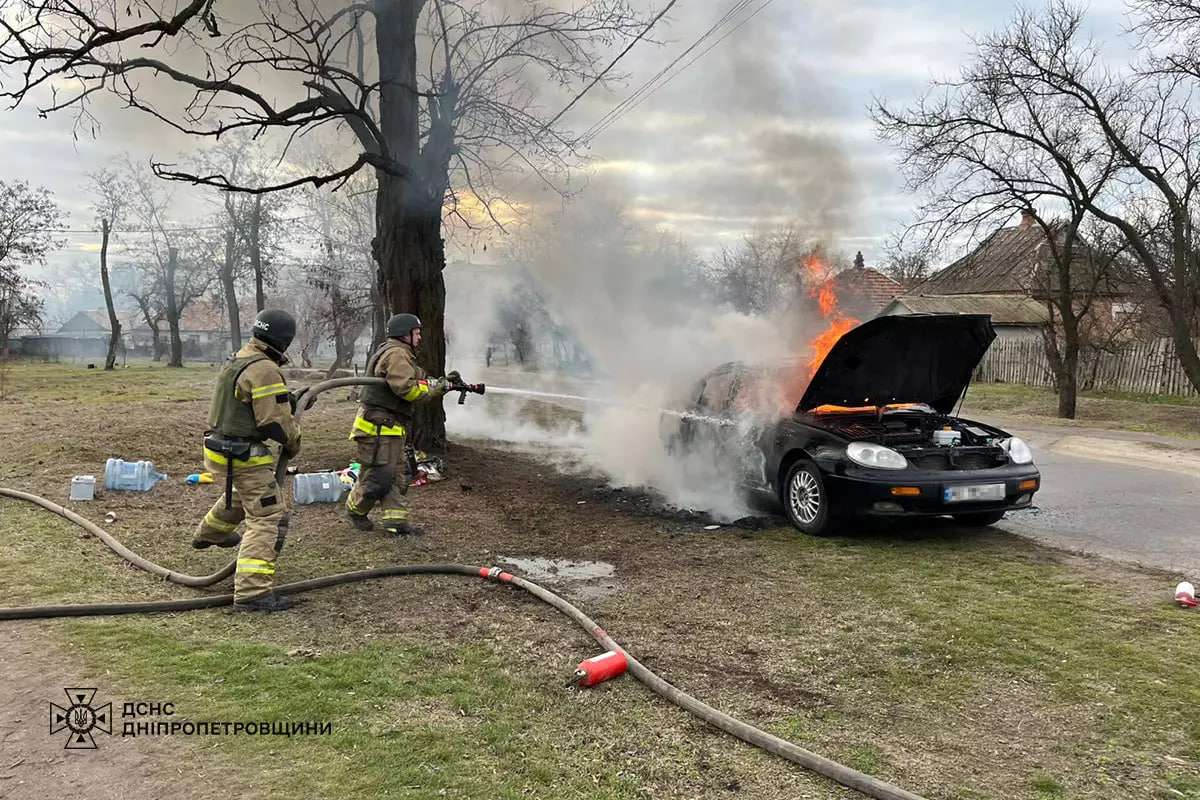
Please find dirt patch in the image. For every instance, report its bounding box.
[0,626,212,800]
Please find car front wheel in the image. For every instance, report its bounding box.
[952,510,1006,527]
[783,460,833,536]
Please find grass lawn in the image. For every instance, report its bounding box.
[962,381,1200,439]
[1,361,1199,800]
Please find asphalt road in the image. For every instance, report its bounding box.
[472,370,1200,579]
[996,431,1200,579]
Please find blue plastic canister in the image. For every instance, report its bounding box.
[103,458,168,491]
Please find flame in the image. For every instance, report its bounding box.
[801,254,859,381]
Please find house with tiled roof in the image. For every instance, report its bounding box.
[832,252,905,318]
[878,212,1136,343]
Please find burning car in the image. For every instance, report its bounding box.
[662,313,1040,535]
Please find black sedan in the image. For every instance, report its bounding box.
[661,313,1041,535]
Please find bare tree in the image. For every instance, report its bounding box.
[129,288,166,362]
[872,2,1130,418]
[879,240,933,289]
[87,167,135,370]
[121,159,214,367]
[0,181,63,368]
[0,0,660,450]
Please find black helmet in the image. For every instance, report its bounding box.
[386,313,421,339]
[252,309,296,352]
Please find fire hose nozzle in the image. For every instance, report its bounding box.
[449,381,485,405]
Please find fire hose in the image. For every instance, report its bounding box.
[0,377,929,800]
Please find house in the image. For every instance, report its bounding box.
[833,252,905,318]
[19,309,138,360]
[877,294,1049,343]
[892,211,1134,342]
[126,300,259,361]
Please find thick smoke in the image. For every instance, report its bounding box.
[444,189,818,521]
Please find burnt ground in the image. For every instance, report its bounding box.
[1,366,1199,799]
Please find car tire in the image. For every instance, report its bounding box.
[782,460,833,536]
[952,510,1006,527]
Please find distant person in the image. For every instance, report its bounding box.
[345,313,458,537]
[192,309,302,612]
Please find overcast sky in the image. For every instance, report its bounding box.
[4,0,1133,283]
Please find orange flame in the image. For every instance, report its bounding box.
[801,254,859,381]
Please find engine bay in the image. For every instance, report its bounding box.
[817,409,1008,452]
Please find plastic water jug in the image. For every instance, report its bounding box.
[293,472,347,504]
[104,458,168,491]
[70,475,96,501]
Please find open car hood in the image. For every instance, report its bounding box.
[797,313,996,415]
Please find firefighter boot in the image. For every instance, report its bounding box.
[346,509,374,532]
[233,592,295,612]
[384,522,424,537]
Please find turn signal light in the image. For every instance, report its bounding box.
[890,487,921,496]
[1019,479,1038,490]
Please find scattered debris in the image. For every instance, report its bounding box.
[286,647,320,659]
[460,483,473,492]
[704,524,721,530]
[103,512,117,524]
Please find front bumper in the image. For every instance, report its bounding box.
[816,459,1041,517]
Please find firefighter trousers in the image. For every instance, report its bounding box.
[193,456,289,601]
[345,433,410,531]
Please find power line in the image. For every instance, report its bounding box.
[544,0,681,130]
[578,0,778,145]
[574,0,755,144]
[49,213,323,235]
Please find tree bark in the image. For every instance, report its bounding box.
[374,0,448,452]
[250,195,265,311]
[165,246,184,368]
[221,229,241,354]
[99,218,122,370]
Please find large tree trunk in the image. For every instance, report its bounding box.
[250,195,265,311]
[221,230,241,353]
[165,247,184,368]
[99,218,122,370]
[374,0,448,452]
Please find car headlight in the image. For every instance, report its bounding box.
[1000,436,1034,464]
[846,442,908,470]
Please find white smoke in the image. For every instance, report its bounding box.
[443,191,817,522]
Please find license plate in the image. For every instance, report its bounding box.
[943,483,1006,503]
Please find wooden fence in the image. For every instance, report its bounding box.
[973,337,1200,397]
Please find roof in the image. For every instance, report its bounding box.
[57,309,139,334]
[833,267,904,311]
[915,219,1125,297]
[129,300,259,334]
[878,294,1050,326]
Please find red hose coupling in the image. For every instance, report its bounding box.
[566,650,627,688]
[478,566,513,582]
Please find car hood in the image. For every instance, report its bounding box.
[797,314,996,414]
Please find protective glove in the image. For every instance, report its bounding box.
[445,370,462,385]
[283,432,302,459]
[288,388,317,413]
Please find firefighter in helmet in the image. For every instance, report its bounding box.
[192,309,302,612]
[345,313,457,536]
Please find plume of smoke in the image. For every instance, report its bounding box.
[444,189,826,521]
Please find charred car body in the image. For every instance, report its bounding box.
[662,314,1040,535]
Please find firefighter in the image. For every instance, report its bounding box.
[191,309,302,613]
[345,313,456,537]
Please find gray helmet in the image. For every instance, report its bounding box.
[386,313,421,339]
[252,309,296,352]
